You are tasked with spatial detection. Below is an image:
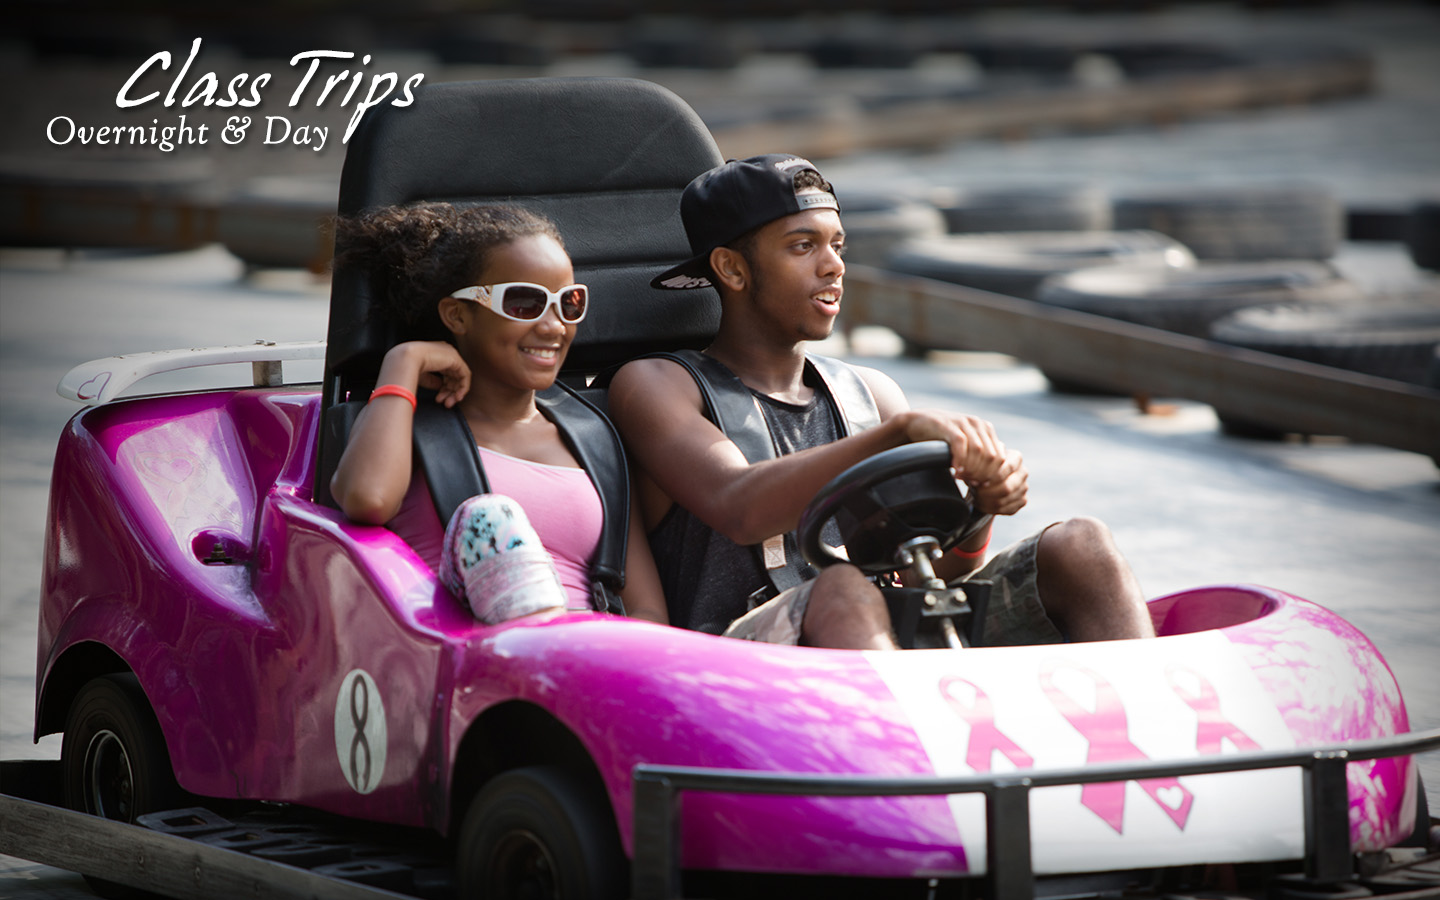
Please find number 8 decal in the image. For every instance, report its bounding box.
[335,669,387,794]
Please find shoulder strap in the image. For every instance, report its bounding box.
[637,350,828,596]
[536,382,630,615]
[412,400,489,527]
[643,349,777,463]
[412,391,629,616]
[806,354,881,437]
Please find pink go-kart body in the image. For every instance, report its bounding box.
[30,77,1428,895]
[35,378,1418,880]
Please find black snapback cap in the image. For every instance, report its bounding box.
[652,154,840,290]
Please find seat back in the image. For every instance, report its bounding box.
[316,77,724,505]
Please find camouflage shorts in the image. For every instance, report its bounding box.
[721,526,1064,646]
[968,526,1065,646]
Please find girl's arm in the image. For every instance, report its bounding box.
[618,484,669,625]
[330,341,470,524]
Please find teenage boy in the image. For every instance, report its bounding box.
[608,154,1154,649]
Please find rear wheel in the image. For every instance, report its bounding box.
[62,673,184,899]
[456,765,626,900]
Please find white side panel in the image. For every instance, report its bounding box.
[866,632,1303,874]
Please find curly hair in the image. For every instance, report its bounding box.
[334,202,565,338]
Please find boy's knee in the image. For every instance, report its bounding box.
[1048,516,1112,550]
[1040,517,1118,566]
[804,565,887,623]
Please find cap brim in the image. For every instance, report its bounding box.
[650,252,715,290]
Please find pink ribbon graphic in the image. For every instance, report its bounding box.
[1167,664,1262,755]
[940,675,1035,773]
[1039,660,1194,833]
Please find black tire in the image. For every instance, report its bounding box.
[62,673,185,900]
[627,31,744,69]
[456,766,626,900]
[1346,204,1412,242]
[1215,413,1291,441]
[1096,41,1241,78]
[887,230,1195,301]
[935,184,1112,234]
[808,37,921,69]
[1407,200,1440,271]
[1042,372,1128,396]
[1112,185,1343,261]
[1208,303,1440,384]
[430,27,555,67]
[832,190,946,269]
[947,39,1080,75]
[1037,260,1363,337]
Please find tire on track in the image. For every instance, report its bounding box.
[887,229,1195,302]
[836,190,947,269]
[1112,185,1343,261]
[1208,302,1440,384]
[1036,260,1364,338]
[935,184,1112,234]
[1406,200,1440,271]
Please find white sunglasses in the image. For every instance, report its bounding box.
[449,282,588,324]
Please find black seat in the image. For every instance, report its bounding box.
[315,77,725,505]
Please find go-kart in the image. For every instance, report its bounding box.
[31,77,1438,900]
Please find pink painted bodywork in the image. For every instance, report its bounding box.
[36,388,1417,878]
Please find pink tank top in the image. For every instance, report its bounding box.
[477,447,603,610]
[388,448,604,611]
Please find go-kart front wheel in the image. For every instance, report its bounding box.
[456,765,626,900]
[61,672,185,899]
[62,673,183,822]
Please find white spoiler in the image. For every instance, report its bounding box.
[57,341,327,406]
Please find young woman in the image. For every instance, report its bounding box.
[330,202,667,626]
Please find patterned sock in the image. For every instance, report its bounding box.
[439,494,567,623]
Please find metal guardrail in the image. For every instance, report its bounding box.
[841,265,1440,462]
[631,727,1440,900]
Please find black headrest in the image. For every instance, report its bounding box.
[323,76,724,398]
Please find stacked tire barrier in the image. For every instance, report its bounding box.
[873,177,1440,442]
[0,158,218,251]
[888,230,1196,303]
[1110,186,1343,262]
[1035,260,1363,338]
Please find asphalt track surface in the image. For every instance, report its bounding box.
[0,241,1436,896]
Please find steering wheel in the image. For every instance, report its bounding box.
[797,441,986,575]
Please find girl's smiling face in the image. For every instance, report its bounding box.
[444,234,578,392]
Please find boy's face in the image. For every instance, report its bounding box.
[742,204,847,342]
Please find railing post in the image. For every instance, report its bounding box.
[631,770,683,900]
[986,778,1034,900]
[1303,752,1352,882]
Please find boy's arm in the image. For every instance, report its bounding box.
[608,358,1011,546]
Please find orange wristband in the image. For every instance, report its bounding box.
[951,533,992,560]
[370,384,417,411]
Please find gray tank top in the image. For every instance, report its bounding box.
[651,381,843,634]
